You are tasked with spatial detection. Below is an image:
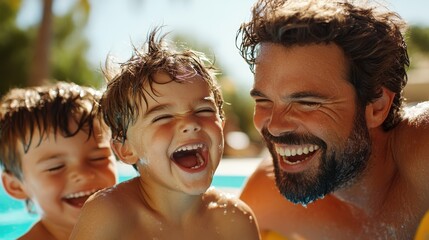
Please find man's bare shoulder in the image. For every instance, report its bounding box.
[404,101,429,128]
[240,156,279,202]
[395,102,429,169]
[238,157,345,237]
[390,102,429,201]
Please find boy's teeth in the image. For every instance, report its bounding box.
[64,189,97,199]
[175,143,203,152]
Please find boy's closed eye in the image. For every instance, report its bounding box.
[89,149,113,164]
[152,114,173,123]
[46,164,65,172]
[195,107,216,116]
[36,156,65,173]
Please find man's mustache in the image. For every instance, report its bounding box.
[261,127,326,147]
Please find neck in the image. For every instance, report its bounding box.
[333,128,397,216]
[137,177,203,223]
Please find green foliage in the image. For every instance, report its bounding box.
[0,2,33,95]
[0,1,102,97]
[407,26,429,54]
[405,25,429,70]
[50,9,102,88]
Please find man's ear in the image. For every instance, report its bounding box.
[1,172,28,200]
[365,87,395,128]
[111,140,139,165]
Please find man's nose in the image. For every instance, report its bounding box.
[267,106,298,136]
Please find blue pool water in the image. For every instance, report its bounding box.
[0,174,246,239]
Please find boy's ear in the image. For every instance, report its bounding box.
[1,172,28,200]
[110,140,139,165]
[365,87,395,128]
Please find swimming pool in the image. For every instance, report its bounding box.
[0,159,257,240]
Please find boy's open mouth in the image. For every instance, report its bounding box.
[63,189,98,208]
[171,143,208,172]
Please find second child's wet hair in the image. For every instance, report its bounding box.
[237,0,409,131]
[101,27,224,143]
[0,82,103,179]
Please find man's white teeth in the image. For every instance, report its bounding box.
[275,145,319,157]
[64,189,97,199]
[175,143,204,152]
[190,152,204,169]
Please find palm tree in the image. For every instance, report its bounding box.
[15,0,90,86]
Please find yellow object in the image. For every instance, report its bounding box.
[261,230,288,240]
[415,211,429,240]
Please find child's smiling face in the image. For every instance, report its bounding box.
[16,121,118,230]
[122,72,224,195]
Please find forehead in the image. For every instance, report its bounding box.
[255,43,349,90]
[141,73,214,108]
[17,120,109,157]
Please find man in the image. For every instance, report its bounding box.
[237,0,429,239]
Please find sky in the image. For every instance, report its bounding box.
[17,0,429,92]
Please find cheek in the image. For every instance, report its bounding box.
[24,175,62,203]
[98,163,118,184]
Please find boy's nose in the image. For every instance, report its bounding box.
[181,122,201,133]
[70,168,96,183]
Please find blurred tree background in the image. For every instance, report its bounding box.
[0,0,101,93]
[1,0,428,156]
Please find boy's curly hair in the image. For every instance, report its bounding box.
[101,27,224,143]
[0,81,103,179]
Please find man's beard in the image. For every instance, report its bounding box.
[262,108,371,206]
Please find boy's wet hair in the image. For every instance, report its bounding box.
[101,27,224,143]
[237,0,409,131]
[0,81,104,179]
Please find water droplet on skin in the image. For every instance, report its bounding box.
[249,216,254,223]
[208,202,218,208]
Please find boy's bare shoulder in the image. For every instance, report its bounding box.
[86,177,141,212]
[70,177,142,239]
[18,221,54,240]
[202,187,260,239]
[203,187,256,217]
[203,187,248,209]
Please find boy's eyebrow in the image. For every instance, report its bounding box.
[36,153,65,163]
[144,97,216,117]
[144,104,170,117]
